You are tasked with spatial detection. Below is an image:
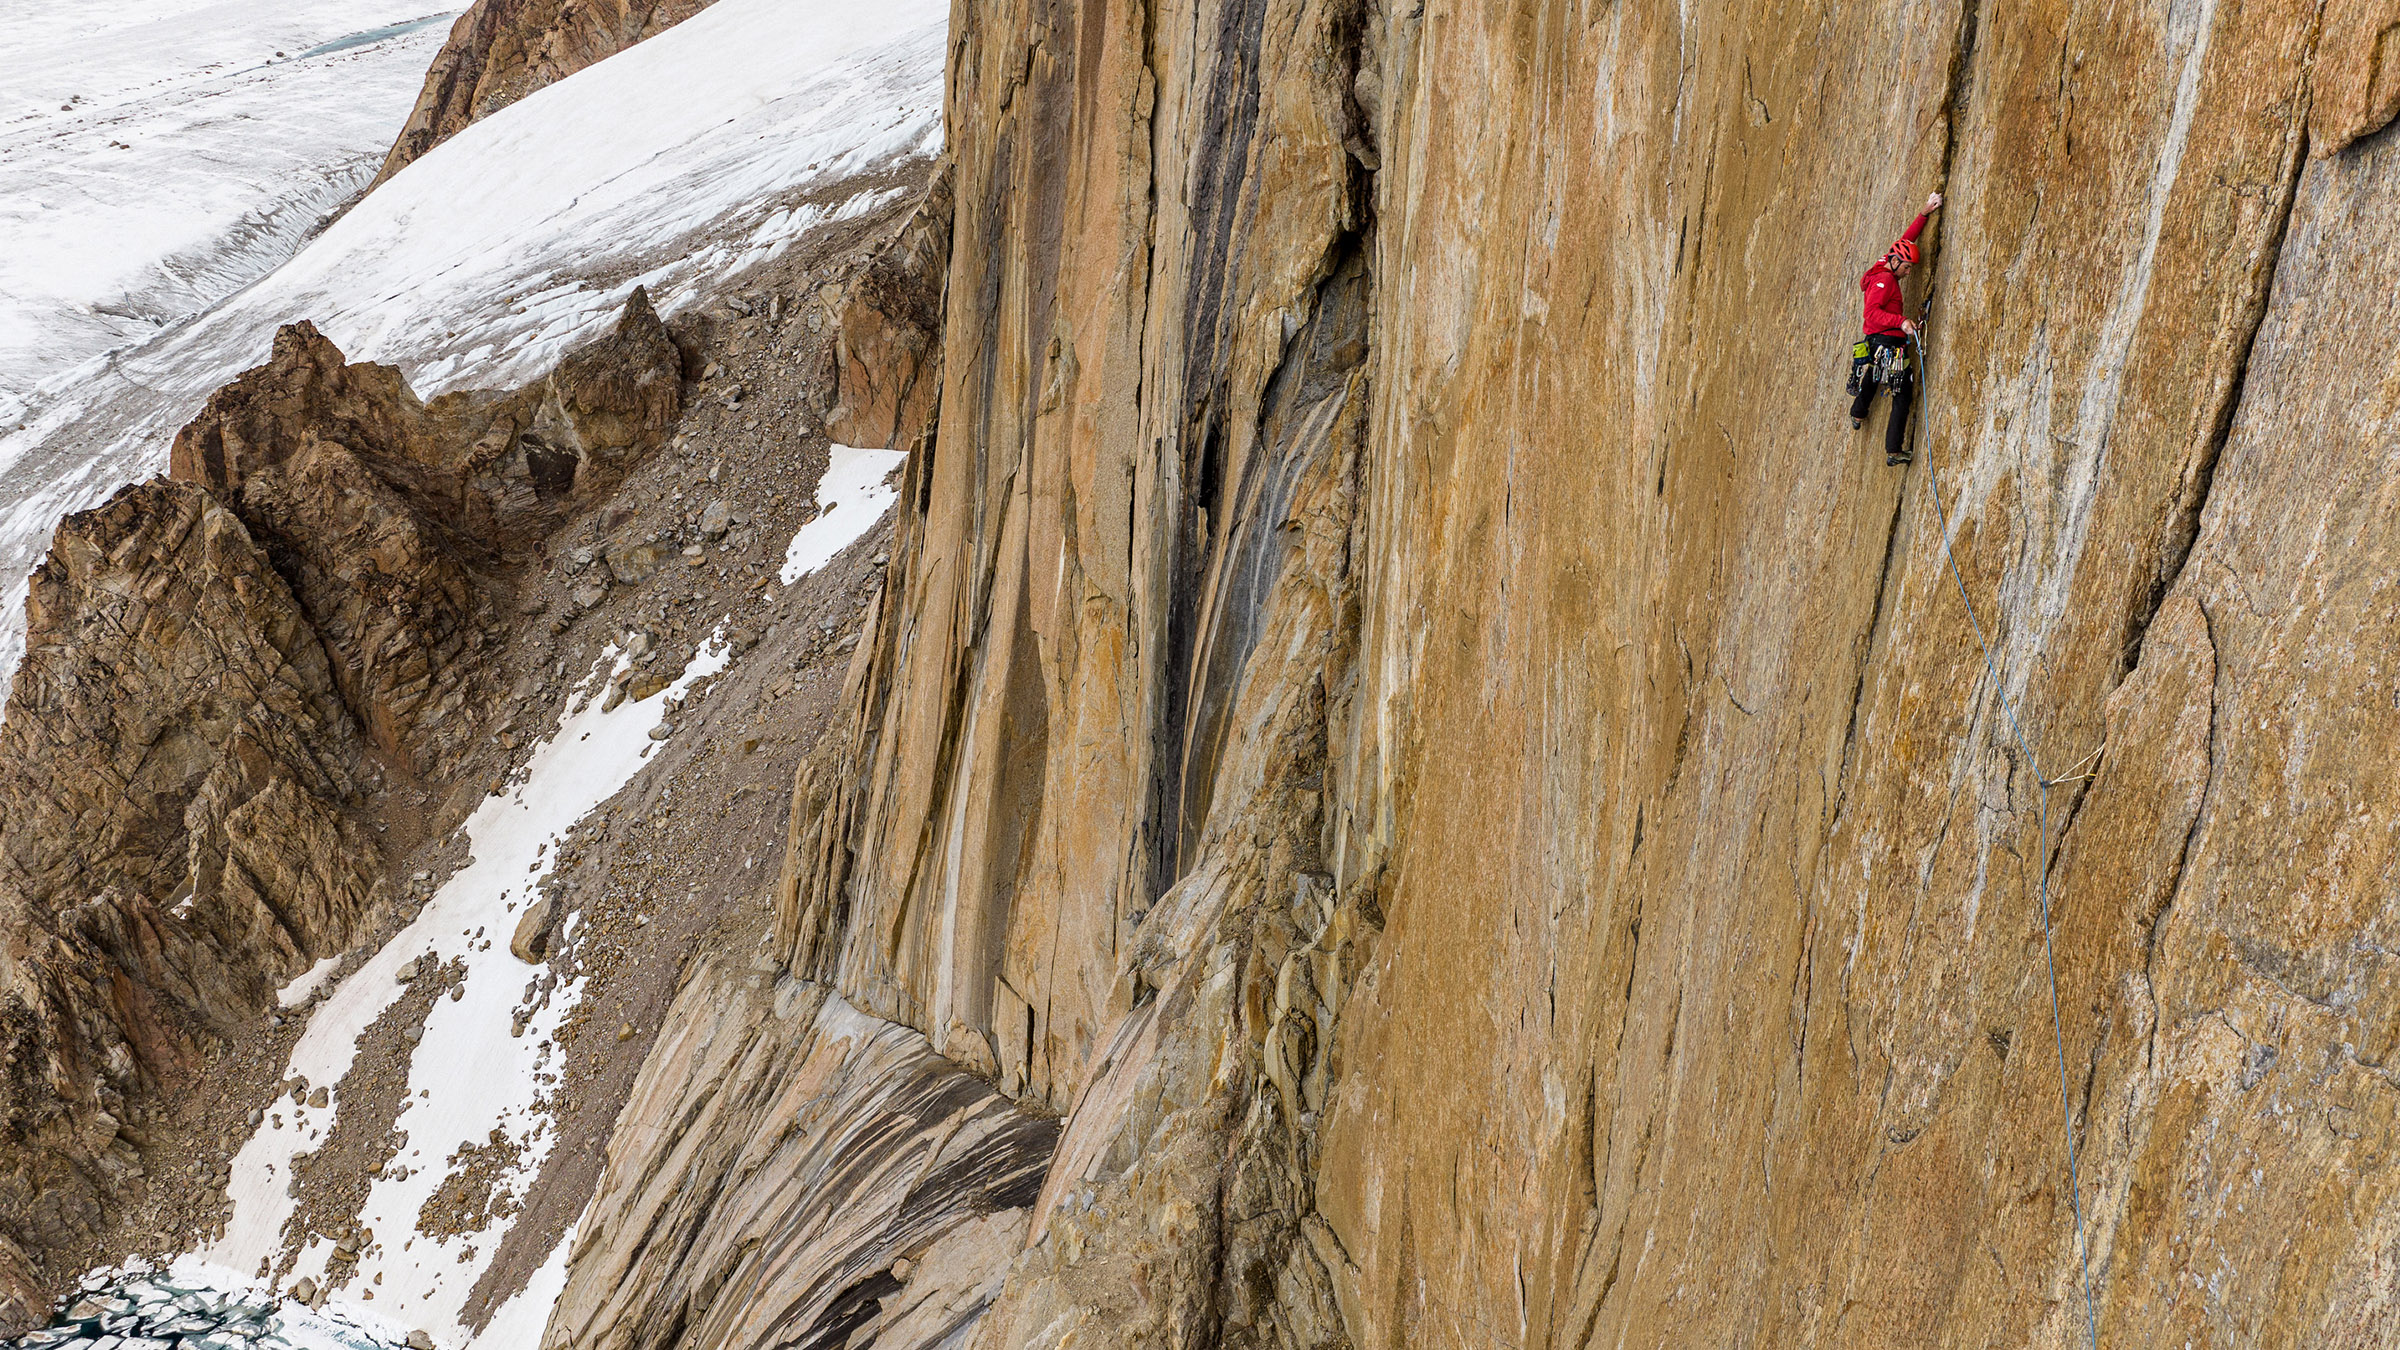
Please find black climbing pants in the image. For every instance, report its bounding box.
[1849,333,1914,461]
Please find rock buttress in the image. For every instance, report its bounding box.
[171,301,682,770]
[0,482,384,1305]
[560,1,2400,1348]
[825,162,956,453]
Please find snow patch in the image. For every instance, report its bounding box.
[460,1218,579,1350]
[277,956,345,1010]
[781,444,909,585]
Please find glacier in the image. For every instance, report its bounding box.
[0,1,458,420]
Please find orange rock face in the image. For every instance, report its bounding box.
[8,0,2380,1341]
[609,0,2400,1346]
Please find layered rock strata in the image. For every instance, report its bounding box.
[557,0,2400,1346]
[543,957,1057,1350]
[0,294,683,1323]
[372,0,721,186]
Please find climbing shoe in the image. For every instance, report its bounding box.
[1887,451,1912,467]
[1851,415,1864,430]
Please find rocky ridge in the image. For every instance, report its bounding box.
[0,290,686,1328]
[372,0,722,187]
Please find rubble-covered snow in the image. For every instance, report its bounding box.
[0,0,948,699]
[276,956,345,1010]
[0,1,459,422]
[207,633,730,1344]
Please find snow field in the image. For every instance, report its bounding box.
[0,1,459,418]
[277,956,345,1010]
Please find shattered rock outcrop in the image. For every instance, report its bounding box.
[0,292,683,1322]
[373,0,721,186]
[170,327,499,771]
[824,164,954,453]
[0,482,384,1292]
[171,294,683,768]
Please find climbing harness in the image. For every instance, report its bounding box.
[1909,314,2102,1350]
[1844,338,1914,398]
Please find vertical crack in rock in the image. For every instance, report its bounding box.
[1937,0,1985,182]
[2140,598,2222,1080]
[1171,232,1374,878]
[1827,489,1911,830]
[2122,124,2310,679]
[1147,0,1283,906]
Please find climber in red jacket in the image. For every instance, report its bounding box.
[1849,191,1943,465]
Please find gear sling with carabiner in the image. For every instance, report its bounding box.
[1845,337,1912,396]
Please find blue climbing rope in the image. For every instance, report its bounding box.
[1909,327,2101,1350]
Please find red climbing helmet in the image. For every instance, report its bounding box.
[1886,238,1920,267]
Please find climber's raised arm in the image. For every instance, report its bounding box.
[1848,190,1944,466]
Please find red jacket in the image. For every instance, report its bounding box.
[1860,212,1929,335]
